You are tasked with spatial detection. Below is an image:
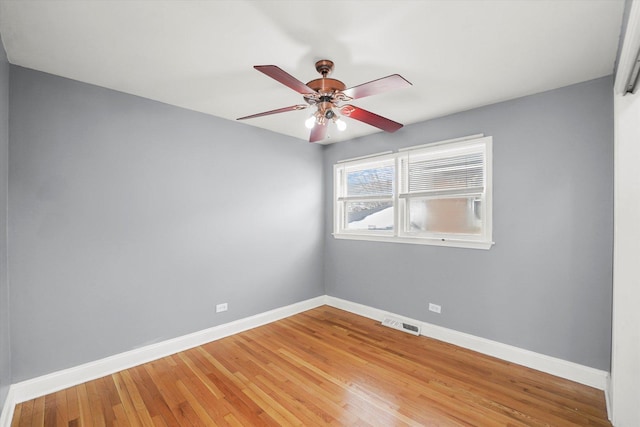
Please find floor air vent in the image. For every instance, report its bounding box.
[381,316,421,336]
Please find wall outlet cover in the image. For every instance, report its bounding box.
[429,303,442,314]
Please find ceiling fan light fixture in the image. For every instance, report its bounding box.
[305,115,316,129]
[335,118,347,131]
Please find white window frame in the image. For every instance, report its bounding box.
[333,135,494,250]
[334,152,397,238]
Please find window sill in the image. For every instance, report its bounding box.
[333,233,494,250]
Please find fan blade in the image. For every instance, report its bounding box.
[237,104,308,120]
[342,74,412,100]
[340,105,403,133]
[255,65,317,95]
[309,122,328,143]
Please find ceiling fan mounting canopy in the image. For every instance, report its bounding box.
[237,59,412,142]
[314,59,335,77]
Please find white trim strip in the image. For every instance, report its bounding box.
[325,296,609,390]
[605,375,612,421]
[337,151,393,163]
[398,134,485,152]
[0,388,15,427]
[333,233,494,250]
[337,195,392,202]
[398,188,484,199]
[615,0,640,94]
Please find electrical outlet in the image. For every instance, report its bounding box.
[428,303,441,314]
[216,303,228,313]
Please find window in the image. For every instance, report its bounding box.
[334,154,396,235]
[334,135,493,249]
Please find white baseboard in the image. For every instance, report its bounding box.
[0,388,15,427]
[1,294,610,427]
[604,374,612,421]
[7,295,327,409]
[325,296,609,390]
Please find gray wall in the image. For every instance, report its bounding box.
[0,39,10,407]
[323,76,614,370]
[5,66,614,382]
[9,66,325,381]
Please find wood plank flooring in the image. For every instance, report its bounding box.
[12,306,611,426]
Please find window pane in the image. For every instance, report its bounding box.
[408,197,482,235]
[346,166,394,197]
[346,201,394,231]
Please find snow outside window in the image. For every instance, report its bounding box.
[333,136,493,249]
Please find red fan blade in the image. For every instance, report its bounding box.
[309,122,328,143]
[237,104,308,120]
[342,74,412,100]
[254,65,317,95]
[340,105,403,133]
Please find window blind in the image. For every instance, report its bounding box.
[400,144,485,198]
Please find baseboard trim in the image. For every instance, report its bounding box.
[0,388,15,427]
[325,296,609,390]
[604,374,612,421]
[8,295,327,408]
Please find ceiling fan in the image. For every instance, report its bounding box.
[237,60,412,143]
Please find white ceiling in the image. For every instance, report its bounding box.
[0,0,625,144]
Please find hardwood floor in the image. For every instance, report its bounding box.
[12,306,611,426]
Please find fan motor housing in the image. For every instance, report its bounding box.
[305,78,346,94]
